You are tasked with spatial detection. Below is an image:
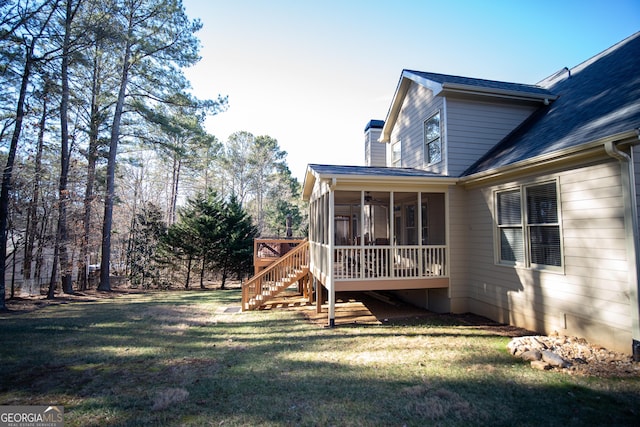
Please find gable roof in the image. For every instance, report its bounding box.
[406,70,555,98]
[381,69,557,143]
[463,32,640,177]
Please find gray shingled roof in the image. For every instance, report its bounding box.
[404,70,555,97]
[308,164,442,178]
[463,32,640,176]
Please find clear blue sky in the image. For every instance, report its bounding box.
[182,0,639,182]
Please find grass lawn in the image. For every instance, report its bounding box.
[0,289,638,426]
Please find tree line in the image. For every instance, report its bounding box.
[0,0,307,309]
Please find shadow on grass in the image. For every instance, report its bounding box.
[0,290,638,426]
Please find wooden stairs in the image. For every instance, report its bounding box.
[242,239,310,311]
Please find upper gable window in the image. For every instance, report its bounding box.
[391,141,401,167]
[424,111,441,165]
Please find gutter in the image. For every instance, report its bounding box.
[604,130,640,361]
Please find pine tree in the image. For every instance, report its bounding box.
[127,203,166,288]
[214,195,257,289]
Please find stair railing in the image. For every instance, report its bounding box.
[242,239,309,311]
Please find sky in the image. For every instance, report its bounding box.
[181,0,639,183]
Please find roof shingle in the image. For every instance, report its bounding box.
[463,32,640,176]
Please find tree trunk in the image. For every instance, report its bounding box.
[99,21,133,292]
[168,154,181,225]
[34,206,50,290]
[0,41,35,310]
[220,269,227,290]
[78,44,102,290]
[220,251,229,290]
[185,256,192,289]
[54,0,76,295]
[23,97,47,283]
[199,256,206,289]
[48,228,60,299]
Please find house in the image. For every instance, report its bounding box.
[301,32,640,357]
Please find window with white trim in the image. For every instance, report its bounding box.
[496,181,561,268]
[424,111,441,165]
[391,141,401,167]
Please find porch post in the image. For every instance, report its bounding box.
[360,191,365,277]
[417,192,423,275]
[390,191,394,279]
[328,188,336,327]
[314,276,322,313]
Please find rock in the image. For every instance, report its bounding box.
[520,350,542,361]
[531,360,551,370]
[507,334,639,377]
[541,350,572,368]
[531,337,548,350]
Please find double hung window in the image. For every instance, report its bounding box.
[424,111,441,165]
[391,141,401,167]
[496,181,562,268]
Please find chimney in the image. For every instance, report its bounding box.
[364,120,385,166]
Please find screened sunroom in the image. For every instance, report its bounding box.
[303,165,456,294]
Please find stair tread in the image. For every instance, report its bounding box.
[241,244,309,310]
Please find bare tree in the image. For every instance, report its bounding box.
[98,0,204,291]
[0,0,60,309]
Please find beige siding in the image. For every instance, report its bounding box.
[463,160,632,353]
[634,144,640,229]
[448,184,470,312]
[390,82,444,173]
[390,85,537,177]
[447,99,537,177]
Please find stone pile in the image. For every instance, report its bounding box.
[507,333,640,377]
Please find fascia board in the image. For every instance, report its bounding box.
[441,82,558,103]
[324,174,458,189]
[302,167,319,201]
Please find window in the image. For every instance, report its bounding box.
[496,181,561,268]
[526,182,561,267]
[497,189,524,263]
[424,111,441,165]
[391,141,401,167]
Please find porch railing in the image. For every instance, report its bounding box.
[333,245,446,280]
[253,238,306,275]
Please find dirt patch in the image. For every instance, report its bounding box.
[259,291,437,326]
[265,291,534,338]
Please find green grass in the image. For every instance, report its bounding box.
[1,290,638,426]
